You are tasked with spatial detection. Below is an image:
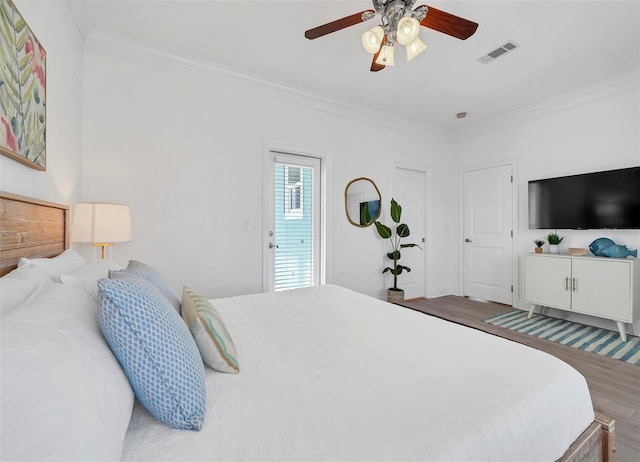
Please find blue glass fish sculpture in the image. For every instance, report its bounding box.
[602,245,637,259]
[589,238,615,256]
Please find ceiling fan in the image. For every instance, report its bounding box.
[304,0,478,72]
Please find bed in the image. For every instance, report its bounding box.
[0,191,615,461]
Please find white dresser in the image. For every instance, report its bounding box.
[524,253,640,341]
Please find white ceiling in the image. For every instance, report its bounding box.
[68,0,640,135]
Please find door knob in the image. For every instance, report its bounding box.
[465,238,472,243]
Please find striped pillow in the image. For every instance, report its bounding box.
[182,287,239,374]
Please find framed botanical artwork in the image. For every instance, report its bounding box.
[0,0,46,170]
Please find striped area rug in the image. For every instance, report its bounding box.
[484,310,640,365]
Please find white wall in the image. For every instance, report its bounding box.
[80,37,456,299]
[453,74,640,331]
[79,36,639,310]
[0,1,83,205]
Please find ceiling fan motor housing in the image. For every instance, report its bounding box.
[372,0,426,44]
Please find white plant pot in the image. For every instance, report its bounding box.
[549,244,559,254]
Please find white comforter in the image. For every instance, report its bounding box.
[123,285,594,461]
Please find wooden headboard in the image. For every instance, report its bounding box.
[0,191,70,276]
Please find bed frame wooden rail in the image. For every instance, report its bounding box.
[559,412,615,462]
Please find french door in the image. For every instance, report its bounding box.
[263,151,321,292]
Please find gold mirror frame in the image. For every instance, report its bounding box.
[344,177,382,227]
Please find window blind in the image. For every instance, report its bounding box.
[274,163,315,291]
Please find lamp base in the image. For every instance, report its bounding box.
[92,243,113,260]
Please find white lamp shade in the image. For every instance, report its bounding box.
[374,44,395,66]
[396,17,420,45]
[71,202,132,243]
[406,37,427,61]
[361,26,384,54]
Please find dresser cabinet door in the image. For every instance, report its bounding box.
[524,255,572,310]
[571,258,631,322]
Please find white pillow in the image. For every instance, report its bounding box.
[1,283,134,460]
[60,260,123,298]
[0,278,39,316]
[18,249,86,282]
[3,264,53,284]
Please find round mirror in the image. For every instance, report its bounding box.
[344,177,382,227]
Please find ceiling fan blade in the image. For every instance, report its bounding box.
[370,56,385,72]
[418,5,478,40]
[370,36,387,72]
[305,10,375,40]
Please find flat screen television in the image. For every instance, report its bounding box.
[528,166,640,229]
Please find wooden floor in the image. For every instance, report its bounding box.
[400,295,640,462]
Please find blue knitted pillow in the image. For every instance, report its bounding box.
[97,276,206,431]
[115,260,181,312]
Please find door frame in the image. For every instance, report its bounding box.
[262,139,331,292]
[458,160,519,307]
[393,162,431,298]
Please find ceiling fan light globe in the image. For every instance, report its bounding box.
[396,17,420,45]
[370,25,384,40]
[406,37,427,61]
[361,26,384,54]
[374,44,395,66]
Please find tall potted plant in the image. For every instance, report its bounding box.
[374,198,421,303]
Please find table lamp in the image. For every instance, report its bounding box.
[71,202,132,259]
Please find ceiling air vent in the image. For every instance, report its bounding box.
[477,41,519,64]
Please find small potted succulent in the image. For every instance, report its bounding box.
[547,232,564,254]
[534,239,545,253]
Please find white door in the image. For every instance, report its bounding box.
[393,166,426,299]
[263,151,322,292]
[462,165,513,305]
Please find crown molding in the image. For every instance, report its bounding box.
[454,70,640,142]
[83,32,636,145]
[83,32,451,142]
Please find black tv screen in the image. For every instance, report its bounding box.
[528,167,640,229]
